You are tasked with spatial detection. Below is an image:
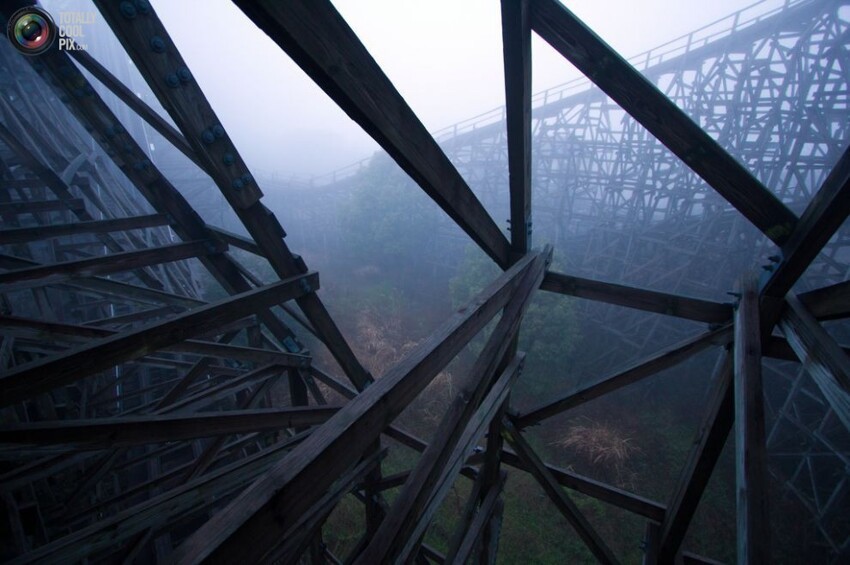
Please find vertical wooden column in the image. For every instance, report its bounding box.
[733,276,771,564]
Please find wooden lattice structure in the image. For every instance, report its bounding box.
[1,0,849,563]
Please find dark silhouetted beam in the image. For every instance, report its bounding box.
[658,353,735,564]
[529,0,798,245]
[780,294,850,431]
[0,214,168,245]
[501,0,532,255]
[517,324,732,428]
[541,271,732,324]
[170,251,543,563]
[733,277,771,564]
[503,419,620,564]
[0,271,317,407]
[230,0,512,268]
[762,145,850,300]
[0,407,340,449]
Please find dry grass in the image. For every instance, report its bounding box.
[554,417,640,488]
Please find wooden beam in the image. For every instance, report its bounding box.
[0,239,224,292]
[528,0,798,245]
[170,250,543,563]
[0,214,168,245]
[4,431,311,565]
[67,49,199,167]
[498,448,666,522]
[658,353,733,562]
[517,324,732,427]
[502,418,620,564]
[733,277,771,564]
[779,294,850,431]
[357,353,529,563]
[502,0,532,255]
[0,271,317,407]
[762,145,850,300]
[230,0,512,268]
[207,226,263,256]
[542,271,732,324]
[0,407,339,449]
[452,473,506,564]
[0,198,84,215]
[800,280,850,322]
[91,0,374,392]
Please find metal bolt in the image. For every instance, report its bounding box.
[134,0,151,14]
[231,178,244,190]
[201,129,215,145]
[212,124,225,138]
[177,67,191,82]
[299,278,312,293]
[164,73,179,88]
[222,152,235,166]
[119,1,137,18]
[149,36,166,53]
[762,264,775,272]
[768,255,781,263]
[240,173,252,186]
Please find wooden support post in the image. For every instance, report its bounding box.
[501,0,532,256]
[528,0,798,245]
[169,250,544,564]
[502,418,620,564]
[779,294,850,431]
[658,352,733,562]
[733,277,771,564]
[0,272,317,407]
[518,324,732,427]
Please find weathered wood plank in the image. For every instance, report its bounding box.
[0,240,223,292]
[0,198,84,215]
[517,324,732,427]
[658,353,733,562]
[170,250,543,563]
[0,214,167,244]
[733,277,771,564]
[529,0,798,245]
[541,271,732,324]
[230,0,512,268]
[779,294,850,431]
[762,145,850,300]
[452,473,506,564]
[800,280,850,322]
[502,418,620,564]
[502,0,532,255]
[0,407,339,449]
[0,272,317,407]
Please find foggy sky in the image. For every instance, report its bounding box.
[49,0,752,178]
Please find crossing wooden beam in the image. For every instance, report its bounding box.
[230,0,512,269]
[762,145,850,301]
[502,418,620,564]
[169,250,543,563]
[779,294,850,431]
[0,214,168,245]
[529,0,798,245]
[0,271,317,407]
[0,407,340,449]
[657,353,733,562]
[541,271,733,324]
[517,324,732,428]
[0,240,224,292]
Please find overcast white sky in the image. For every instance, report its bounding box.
[53,0,754,177]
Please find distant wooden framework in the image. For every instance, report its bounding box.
[0,0,848,563]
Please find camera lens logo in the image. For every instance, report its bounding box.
[7,7,56,56]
